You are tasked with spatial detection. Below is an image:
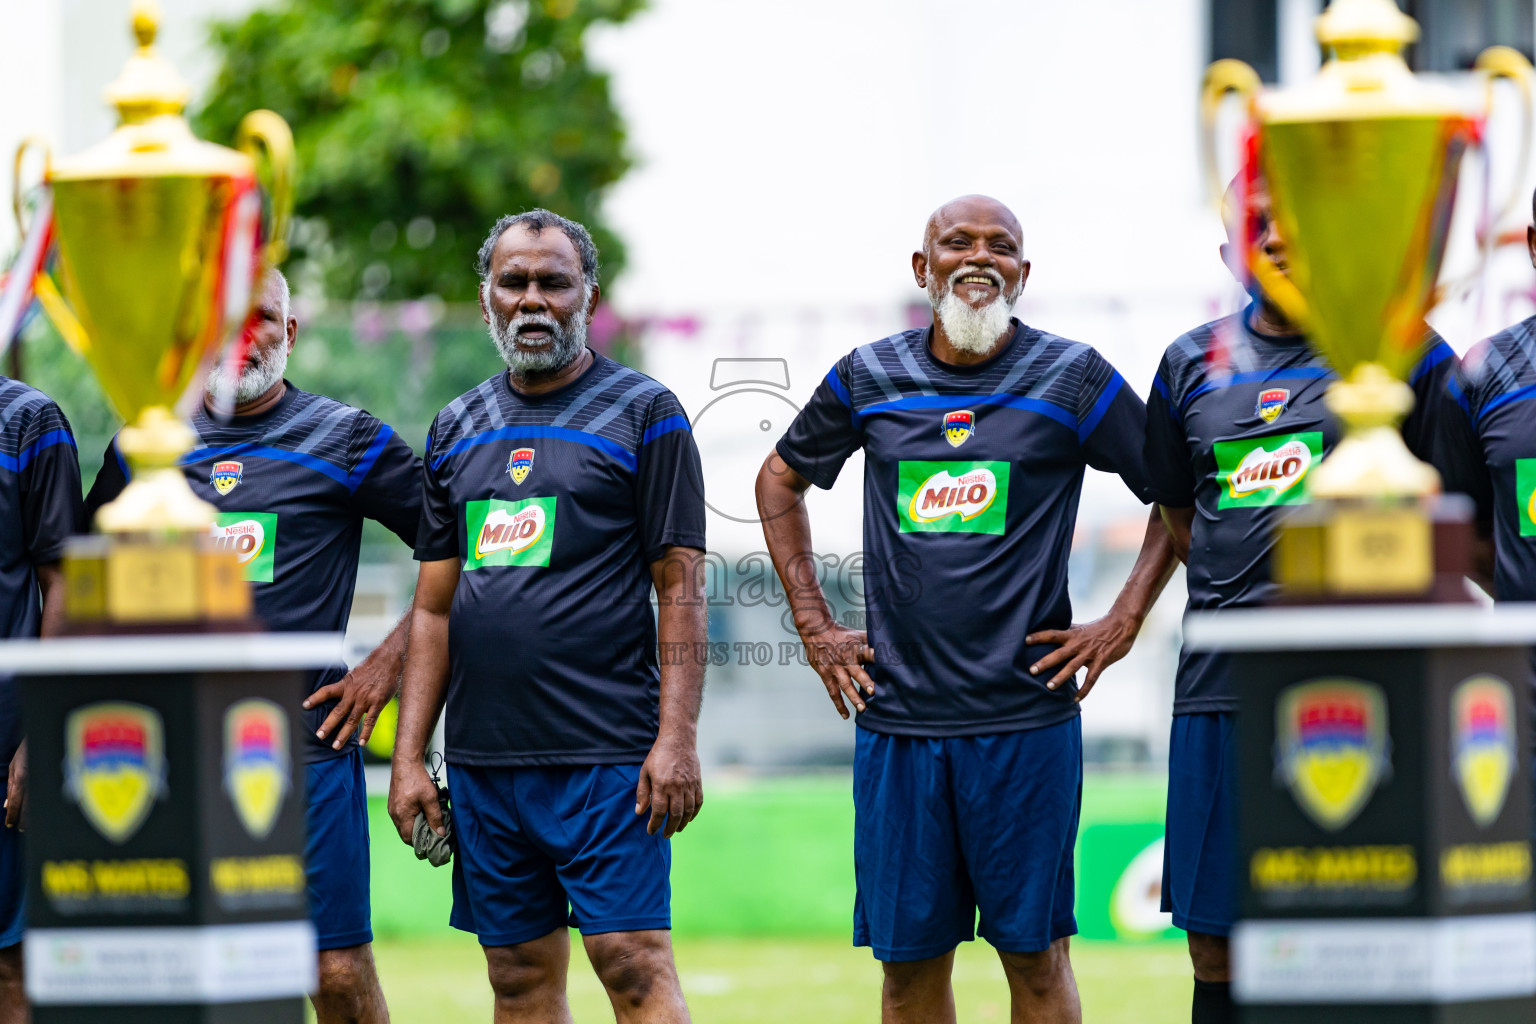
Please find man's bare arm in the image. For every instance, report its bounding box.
[1160,504,1194,565]
[308,610,411,749]
[638,547,707,837]
[1026,507,1179,702]
[754,453,873,719]
[386,558,458,844]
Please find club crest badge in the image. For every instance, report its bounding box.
[942,410,974,448]
[508,447,535,485]
[64,702,167,844]
[1256,388,1289,424]
[1275,678,1391,831]
[1450,675,1516,828]
[210,461,243,496]
[223,699,290,840]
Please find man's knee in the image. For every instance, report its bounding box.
[486,938,567,1004]
[585,931,677,1007]
[1188,932,1230,982]
[316,945,375,1002]
[0,945,21,987]
[999,939,1071,1000]
[881,954,952,1003]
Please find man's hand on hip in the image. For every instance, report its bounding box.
[800,626,875,720]
[636,731,702,838]
[4,741,26,831]
[1026,608,1142,703]
[306,659,400,751]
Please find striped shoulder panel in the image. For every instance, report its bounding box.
[1458,317,1536,420]
[188,389,379,491]
[430,359,683,472]
[0,376,72,455]
[844,330,932,407]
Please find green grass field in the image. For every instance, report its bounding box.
[359,932,1190,1023]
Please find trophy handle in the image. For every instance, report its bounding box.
[235,110,295,266]
[1199,59,1261,209]
[1474,45,1534,233]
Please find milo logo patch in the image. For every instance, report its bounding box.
[1214,432,1323,509]
[1516,459,1536,537]
[210,513,278,583]
[897,461,1009,535]
[464,497,556,569]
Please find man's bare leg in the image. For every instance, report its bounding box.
[484,928,573,1024]
[0,945,24,1024]
[998,937,1081,1024]
[311,943,388,1024]
[881,949,956,1024]
[1189,932,1232,1024]
[583,929,689,1024]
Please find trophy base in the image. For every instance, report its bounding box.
[1273,494,1473,604]
[63,533,252,625]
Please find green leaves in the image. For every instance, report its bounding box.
[193,0,643,301]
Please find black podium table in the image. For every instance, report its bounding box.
[1185,604,1536,1023]
[0,632,342,1023]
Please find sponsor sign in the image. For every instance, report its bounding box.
[897,461,1009,535]
[1250,845,1416,903]
[508,446,535,485]
[63,703,167,845]
[41,859,190,916]
[464,497,557,569]
[1274,678,1391,831]
[209,460,243,496]
[942,410,974,448]
[1450,674,1517,828]
[1256,388,1289,423]
[223,699,290,841]
[209,512,278,583]
[1214,431,1323,508]
[1517,458,1536,537]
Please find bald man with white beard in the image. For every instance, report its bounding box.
[756,196,1157,1024]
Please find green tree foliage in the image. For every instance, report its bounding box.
[194,0,643,301]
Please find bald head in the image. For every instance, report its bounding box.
[923,195,1022,252]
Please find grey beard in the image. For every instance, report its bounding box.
[207,344,287,405]
[489,308,587,377]
[927,269,1020,357]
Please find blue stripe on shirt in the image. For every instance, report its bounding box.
[1077,372,1124,444]
[431,424,637,472]
[1408,340,1454,385]
[641,415,691,446]
[852,392,1078,432]
[825,369,852,408]
[345,424,393,493]
[183,443,351,486]
[1180,367,1333,413]
[1482,382,1536,420]
[0,429,75,474]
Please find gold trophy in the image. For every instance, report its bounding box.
[11,0,293,624]
[1201,0,1532,598]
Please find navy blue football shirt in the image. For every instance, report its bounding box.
[1434,315,1536,602]
[0,376,83,761]
[775,320,1153,736]
[1145,309,1454,714]
[414,354,706,767]
[85,384,422,761]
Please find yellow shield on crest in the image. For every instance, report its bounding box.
[223,698,291,840]
[1275,679,1390,831]
[1450,675,1516,828]
[64,702,167,844]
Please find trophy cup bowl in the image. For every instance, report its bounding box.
[1200,0,1533,598]
[12,1,294,622]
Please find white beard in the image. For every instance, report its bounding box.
[207,342,288,405]
[489,306,588,376]
[928,267,1020,356]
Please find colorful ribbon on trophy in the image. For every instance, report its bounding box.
[0,190,55,359]
[204,176,266,417]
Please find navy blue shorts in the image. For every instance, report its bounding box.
[306,748,373,950]
[449,763,671,947]
[1161,711,1237,937]
[852,719,1082,962]
[0,791,21,949]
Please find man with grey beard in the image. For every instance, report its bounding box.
[389,210,707,1024]
[86,267,423,1024]
[756,195,1156,1023]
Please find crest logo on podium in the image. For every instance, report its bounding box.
[210,461,243,496]
[64,702,167,844]
[1275,679,1391,831]
[1256,388,1289,423]
[942,411,974,448]
[223,699,290,840]
[1450,675,1516,828]
[508,448,535,485]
